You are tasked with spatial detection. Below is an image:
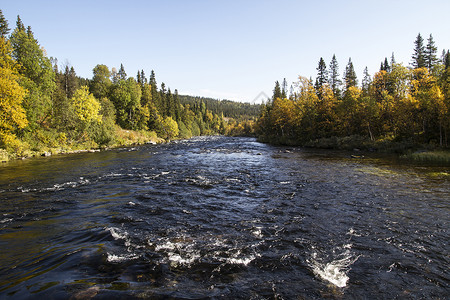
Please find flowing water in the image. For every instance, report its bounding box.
[0,136,448,299]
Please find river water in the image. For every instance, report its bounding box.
[0,136,448,299]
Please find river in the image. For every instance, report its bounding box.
[0,136,448,299]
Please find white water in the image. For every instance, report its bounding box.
[308,245,360,288]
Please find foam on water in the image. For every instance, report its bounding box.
[308,245,360,288]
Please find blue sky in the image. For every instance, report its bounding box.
[2,0,450,103]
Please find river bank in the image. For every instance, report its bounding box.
[0,128,164,163]
[257,134,450,165]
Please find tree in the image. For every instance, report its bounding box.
[362,66,371,96]
[329,54,341,97]
[411,33,426,69]
[9,18,55,128]
[15,16,25,32]
[63,65,78,99]
[272,80,282,100]
[425,34,438,71]
[109,78,142,129]
[0,36,28,147]
[0,10,10,38]
[281,78,288,99]
[90,64,111,99]
[343,58,357,90]
[70,86,101,127]
[118,63,127,80]
[315,57,328,94]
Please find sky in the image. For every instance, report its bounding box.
[2,0,450,103]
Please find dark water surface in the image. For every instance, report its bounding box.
[0,136,448,299]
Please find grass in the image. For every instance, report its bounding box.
[401,150,450,164]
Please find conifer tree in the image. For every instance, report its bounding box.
[136,71,141,85]
[281,78,287,98]
[362,66,371,95]
[315,57,328,92]
[390,52,396,67]
[272,81,282,100]
[16,16,25,32]
[140,70,147,85]
[118,63,127,80]
[329,54,341,97]
[425,34,438,70]
[383,57,390,73]
[159,82,167,116]
[411,33,426,69]
[0,9,10,37]
[343,58,357,89]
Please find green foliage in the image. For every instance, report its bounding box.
[90,64,111,99]
[109,78,143,130]
[0,10,9,38]
[412,33,426,69]
[9,18,55,129]
[177,120,192,139]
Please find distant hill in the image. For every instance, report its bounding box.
[178,95,261,119]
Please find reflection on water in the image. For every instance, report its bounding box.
[0,136,448,299]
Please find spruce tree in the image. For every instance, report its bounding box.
[343,58,357,89]
[281,78,287,98]
[140,70,147,85]
[159,82,167,116]
[272,81,282,100]
[0,9,10,37]
[136,71,141,85]
[390,52,396,66]
[118,63,127,80]
[315,57,328,91]
[362,66,371,95]
[425,34,438,70]
[174,89,180,121]
[16,15,25,32]
[411,33,425,69]
[329,54,341,97]
[383,57,390,73]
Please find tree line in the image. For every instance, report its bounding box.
[0,11,255,157]
[257,33,450,149]
[178,95,261,119]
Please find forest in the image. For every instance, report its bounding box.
[257,33,450,153]
[0,11,255,160]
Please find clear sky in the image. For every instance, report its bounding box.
[2,0,450,103]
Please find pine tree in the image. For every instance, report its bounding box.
[343,58,357,89]
[411,33,426,69]
[0,9,10,37]
[425,34,438,70]
[329,54,341,97]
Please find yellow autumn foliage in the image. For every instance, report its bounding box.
[0,37,28,148]
[70,86,102,125]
